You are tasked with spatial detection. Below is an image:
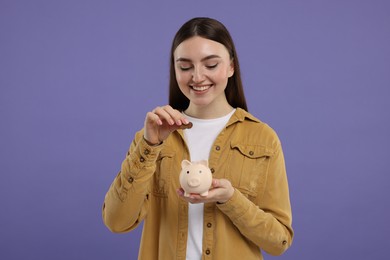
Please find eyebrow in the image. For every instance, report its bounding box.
[175,55,221,62]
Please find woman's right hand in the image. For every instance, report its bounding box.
[143,105,192,145]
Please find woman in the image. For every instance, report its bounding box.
[103,17,293,260]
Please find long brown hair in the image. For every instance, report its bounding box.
[169,17,248,111]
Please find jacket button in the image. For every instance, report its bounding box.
[140,157,145,162]
[205,249,211,255]
[128,177,134,183]
[207,223,212,228]
[249,151,254,156]
[215,146,220,151]
[210,168,215,174]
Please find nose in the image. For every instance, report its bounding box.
[188,177,200,187]
[192,67,205,83]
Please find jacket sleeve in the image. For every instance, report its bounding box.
[102,130,163,233]
[217,141,293,256]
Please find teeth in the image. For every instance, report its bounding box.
[192,85,211,91]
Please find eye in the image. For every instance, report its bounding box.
[187,171,189,174]
[199,170,202,174]
[206,64,218,69]
[180,66,192,71]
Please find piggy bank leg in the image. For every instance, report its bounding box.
[200,191,209,196]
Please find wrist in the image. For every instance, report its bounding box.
[217,186,235,204]
[143,136,162,146]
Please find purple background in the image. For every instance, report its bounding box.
[1,1,389,259]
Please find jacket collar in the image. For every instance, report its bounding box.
[226,108,260,128]
[176,107,259,138]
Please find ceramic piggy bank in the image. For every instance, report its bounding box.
[179,160,212,197]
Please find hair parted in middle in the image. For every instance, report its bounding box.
[168,17,248,112]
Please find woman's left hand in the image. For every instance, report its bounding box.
[176,178,235,204]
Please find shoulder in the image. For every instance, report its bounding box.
[230,109,281,153]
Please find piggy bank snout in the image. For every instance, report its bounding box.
[187,177,201,187]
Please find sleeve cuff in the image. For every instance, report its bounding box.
[128,137,164,173]
[216,188,252,220]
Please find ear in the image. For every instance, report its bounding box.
[228,59,234,78]
[181,160,192,168]
[198,160,209,167]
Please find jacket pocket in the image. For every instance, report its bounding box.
[227,142,274,200]
[152,150,175,198]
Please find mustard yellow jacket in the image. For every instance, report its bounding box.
[103,108,293,260]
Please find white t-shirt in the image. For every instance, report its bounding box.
[183,109,236,260]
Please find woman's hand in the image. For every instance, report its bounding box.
[144,105,192,145]
[176,178,235,204]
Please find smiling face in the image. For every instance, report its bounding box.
[173,36,234,117]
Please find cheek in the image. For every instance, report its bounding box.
[212,69,230,83]
[175,71,189,85]
[175,73,190,95]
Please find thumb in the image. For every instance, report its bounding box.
[212,178,225,188]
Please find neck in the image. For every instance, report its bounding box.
[185,102,234,119]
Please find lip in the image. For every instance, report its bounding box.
[190,84,213,93]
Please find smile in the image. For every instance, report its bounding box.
[191,84,212,91]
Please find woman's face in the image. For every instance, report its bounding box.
[173,36,234,111]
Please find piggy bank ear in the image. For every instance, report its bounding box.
[181,160,192,168]
[198,160,208,167]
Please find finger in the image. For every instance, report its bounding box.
[176,188,184,197]
[146,111,163,126]
[176,189,207,203]
[188,196,204,204]
[163,106,190,126]
[153,107,175,125]
[212,179,221,188]
[189,194,203,200]
[212,178,231,189]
